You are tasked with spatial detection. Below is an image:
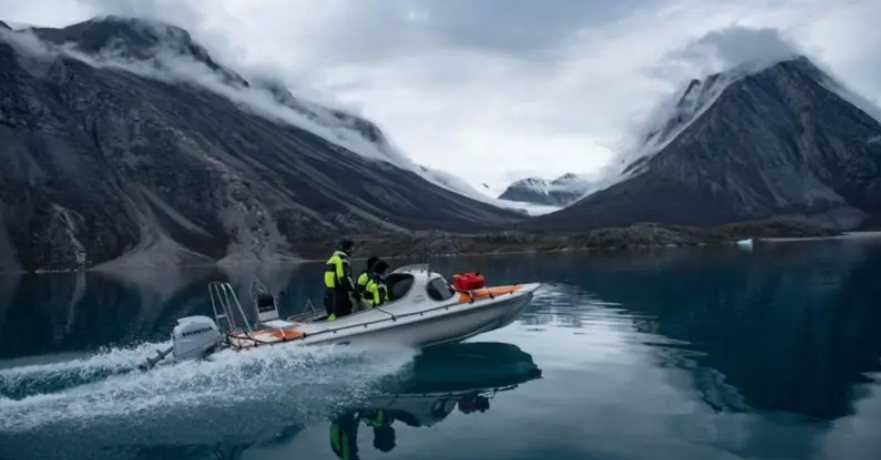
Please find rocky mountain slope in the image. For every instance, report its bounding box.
[523,56,881,232]
[498,173,592,206]
[0,16,523,272]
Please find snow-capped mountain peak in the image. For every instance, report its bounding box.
[498,173,595,207]
[28,15,249,89]
[6,15,530,211]
[612,54,868,180]
[622,71,735,175]
[549,173,591,189]
[523,53,881,233]
[511,177,551,194]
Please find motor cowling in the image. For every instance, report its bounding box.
[172,315,221,361]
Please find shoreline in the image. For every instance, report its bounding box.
[3,229,880,276]
[758,230,881,243]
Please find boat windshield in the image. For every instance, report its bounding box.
[392,263,430,274]
[387,273,416,302]
[426,275,456,301]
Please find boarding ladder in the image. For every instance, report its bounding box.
[208,281,253,334]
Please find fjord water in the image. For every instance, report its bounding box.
[2,241,881,460]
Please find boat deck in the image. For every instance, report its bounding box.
[214,279,537,350]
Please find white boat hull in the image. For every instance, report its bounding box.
[143,265,545,370]
[299,286,536,348]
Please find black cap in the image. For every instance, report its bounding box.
[374,260,389,274]
[339,239,354,252]
[367,256,379,269]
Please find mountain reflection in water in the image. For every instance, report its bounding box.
[2,240,881,460]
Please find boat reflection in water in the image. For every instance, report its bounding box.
[327,341,542,460]
[216,341,542,460]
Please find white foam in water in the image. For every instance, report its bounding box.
[0,341,175,398]
[0,340,417,433]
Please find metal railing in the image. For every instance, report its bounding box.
[249,277,270,299]
[286,297,324,323]
[208,281,253,334]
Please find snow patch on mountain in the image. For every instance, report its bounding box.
[617,53,881,179]
[508,177,551,195]
[549,173,594,194]
[615,22,874,180]
[0,20,33,30]
[585,55,819,205]
[622,74,731,173]
[1,17,516,213]
[620,55,803,176]
[576,27,814,200]
[417,166,558,215]
[497,173,596,207]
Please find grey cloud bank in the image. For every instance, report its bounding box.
[1,0,879,189]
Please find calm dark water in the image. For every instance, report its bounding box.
[2,240,881,460]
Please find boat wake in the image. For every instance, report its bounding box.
[0,340,417,436]
[0,341,176,400]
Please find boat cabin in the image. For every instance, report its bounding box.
[383,264,458,304]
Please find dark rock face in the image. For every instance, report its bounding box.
[498,173,589,206]
[523,57,881,233]
[29,16,247,87]
[0,17,521,272]
[294,218,839,261]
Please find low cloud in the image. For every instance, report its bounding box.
[1,21,544,212]
[0,23,412,168]
[666,25,803,77]
[2,0,880,191]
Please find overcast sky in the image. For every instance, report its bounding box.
[2,0,880,190]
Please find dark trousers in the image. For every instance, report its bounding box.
[324,289,353,318]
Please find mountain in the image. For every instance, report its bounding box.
[0,16,522,272]
[523,56,881,233]
[498,173,593,206]
[498,177,549,203]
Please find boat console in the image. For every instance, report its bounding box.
[253,292,280,324]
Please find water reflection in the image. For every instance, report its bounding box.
[517,241,881,460]
[0,267,220,359]
[3,241,881,460]
[215,342,541,460]
[554,242,881,421]
[0,339,540,460]
[331,342,540,460]
[0,256,541,360]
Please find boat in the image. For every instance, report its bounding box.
[139,264,542,370]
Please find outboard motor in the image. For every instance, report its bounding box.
[172,315,221,361]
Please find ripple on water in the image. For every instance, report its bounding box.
[0,341,418,435]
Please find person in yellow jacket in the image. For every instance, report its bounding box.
[328,408,396,460]
[364,260,390,308]
[355,256,379,302]
[324,239,356,321]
